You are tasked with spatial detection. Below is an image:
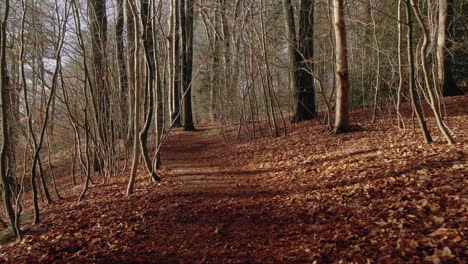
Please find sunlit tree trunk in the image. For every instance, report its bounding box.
[332,0,350,134]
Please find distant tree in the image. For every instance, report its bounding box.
[171,0,183,127]
[115,0,128,139]
[438,0,464,96]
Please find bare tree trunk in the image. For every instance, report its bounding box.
[294,0,316,122]
[88,0,112,175]
[0,0,21,239]
[126,0,142,196]
[332,0,350,134]
[435,0,462,97]
[140,0,160,182]
[116,0,128,139]
[182,0,195,131]
[410,0,454,144]
[282,0,299,116]
[396,0,405,129]
[153,1,164,170]
[370,2,381,123]
[125,0,135,148]
[171,0,182,127]
[404,0,432,143]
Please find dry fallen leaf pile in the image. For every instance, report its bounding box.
[0,96,466,263]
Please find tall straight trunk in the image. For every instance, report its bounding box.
[116,0,128,139]
[332,0,350,134]
[220,0,231,100]
[370,1,381,123]
[125,0,135,147]
[127,0,142,195]
[282,0,300,114]
[293,0,316,122]
[396,0,405,129]
[153,1,163,169]
[171,0,182,127]
[0,0,21,239]
[182,0,195,131]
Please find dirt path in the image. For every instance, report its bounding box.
[147,125,284,263]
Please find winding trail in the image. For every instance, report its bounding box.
[131,125,287,263]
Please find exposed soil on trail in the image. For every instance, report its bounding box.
[0,96,467,263]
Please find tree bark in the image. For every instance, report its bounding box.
[0,0,21,239]
[116,0,128,139]
[405,0,432,143]
[171,0,182,127]
[88,0,112,175]
[437,0,462,96]
[332,0,350,134]
[410,0,454,144]
[126,0,142,195]
[282,0,300,114]
[182,0,195,131]
[294,0,316,122]
[140,0,161,182]
[125,0,135,148]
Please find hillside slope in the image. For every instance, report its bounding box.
[0,95,466,263]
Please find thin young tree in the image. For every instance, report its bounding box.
[126,0,142,196]
[116,0,128,139]
[409,0,455,144]
[171,0,183,127]
[404,0,432,143]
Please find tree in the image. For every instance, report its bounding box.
[171,0,183,127]
[126,0,142,196]
[409,0,455,144]
[332,0,350,134]
[283,0,317,123]
[88,0,113,175]
[181,0,196,131]
[0,0,21,239]
[139,0,161,182]
[115,0,128,139]
[295,0,316,122]
[437,0,463,96]
[404,0,432,143]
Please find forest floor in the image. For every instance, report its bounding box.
[0,95,467,263]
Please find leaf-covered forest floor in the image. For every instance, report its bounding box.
[0,95,467,263]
